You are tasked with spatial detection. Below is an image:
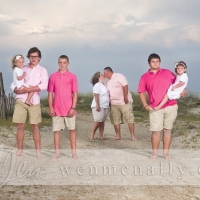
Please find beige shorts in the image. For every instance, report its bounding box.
[149,104,178,131]
[12,99,42,124]
[52,116,76,131]
[92,107,109,122]
[110,103,134,125]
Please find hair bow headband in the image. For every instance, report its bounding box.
[15,55,21,60]
[175,62,186,68]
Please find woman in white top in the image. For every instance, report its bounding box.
[90,72,110,140]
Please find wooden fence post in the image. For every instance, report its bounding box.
[0,72,7,119]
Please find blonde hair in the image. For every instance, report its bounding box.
[11,54,24,70]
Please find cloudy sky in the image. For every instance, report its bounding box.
[0,0,200,96]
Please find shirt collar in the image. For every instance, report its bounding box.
[57,69,70,75]
[147,68,163,74]
[26,64,40,69]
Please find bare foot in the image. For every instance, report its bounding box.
[36,153,44,159]
[72,153,78,159]
[150,155,157,160]
[131,137,137,141]
[100,137,104,140]
[25,100,33,106]
[114,137,121,140]
[164,155,171,159]
[51,154,60,159]
[90,134,95,140]
[15,150,23,156]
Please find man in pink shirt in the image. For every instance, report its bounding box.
[12,47,48,158]
[104,67,136,141]
[48,55,78,159]
[138,53,184,159]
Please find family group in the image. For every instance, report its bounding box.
[10,47,188,160]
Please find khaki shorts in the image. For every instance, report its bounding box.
[110,103,134,125]
[149,104,178,131]
[52,116,76,131]
[12,99,42,124]
[92,107,109,122]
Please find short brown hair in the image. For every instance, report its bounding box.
[59,55,69,62]
[90,72,100,86]
[27,47,42,58]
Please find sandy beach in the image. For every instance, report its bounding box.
[1,113,200,199]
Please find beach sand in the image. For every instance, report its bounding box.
[1,113,200,199]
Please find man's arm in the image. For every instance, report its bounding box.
[14,86,41,94]
[139,92,151,111]
[48,92,55,116]
[68,92,78,117]
[123,85,129,104]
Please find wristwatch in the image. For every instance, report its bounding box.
[71,107,76,110]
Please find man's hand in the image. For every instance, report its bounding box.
[96,105,100,112]
[14,86,29,94]
[68,108,75,118]
[180,89,187,97]
[145,105,152,112]
[49,106,55,117]
[124,97,129,104]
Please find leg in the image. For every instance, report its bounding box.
[163,104,178,159]
[90,122,101,140]
[16,123,25,156]
[31,124,43,158]
[51,131,60,159]
[128,123,137,141]
[114,124,121,140]
[25,92,34,106]
[99,122,104,140]
[150,131,161,159]
[69,130,77,158]
[154,94,169,110]
[163,129,172,159]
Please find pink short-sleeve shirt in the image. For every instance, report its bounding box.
[137,68,177,108]
[48,70,78,116]
[106,73,133,105]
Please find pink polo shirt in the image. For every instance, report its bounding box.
[137,68,177,108]
[106,73,133,105]
[12,64,48,105]
[48,70,78,116]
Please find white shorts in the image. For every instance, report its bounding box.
[92,107,109,122]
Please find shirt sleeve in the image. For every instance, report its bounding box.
[38,68,49,91]
[137,76,146,93]
[170,71,176,84]
[93,83,100,94]
[117,74,128,86]
[72,75,78,93]
[15,68,23,76]
[47,75,54,92]
[180,73,188,82]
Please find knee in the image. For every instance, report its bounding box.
[152,131,160,136]
[17,123,25,131]
[31,124,39,131]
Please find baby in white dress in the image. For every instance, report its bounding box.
[10,55,34,106]
[154,61,188,110]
